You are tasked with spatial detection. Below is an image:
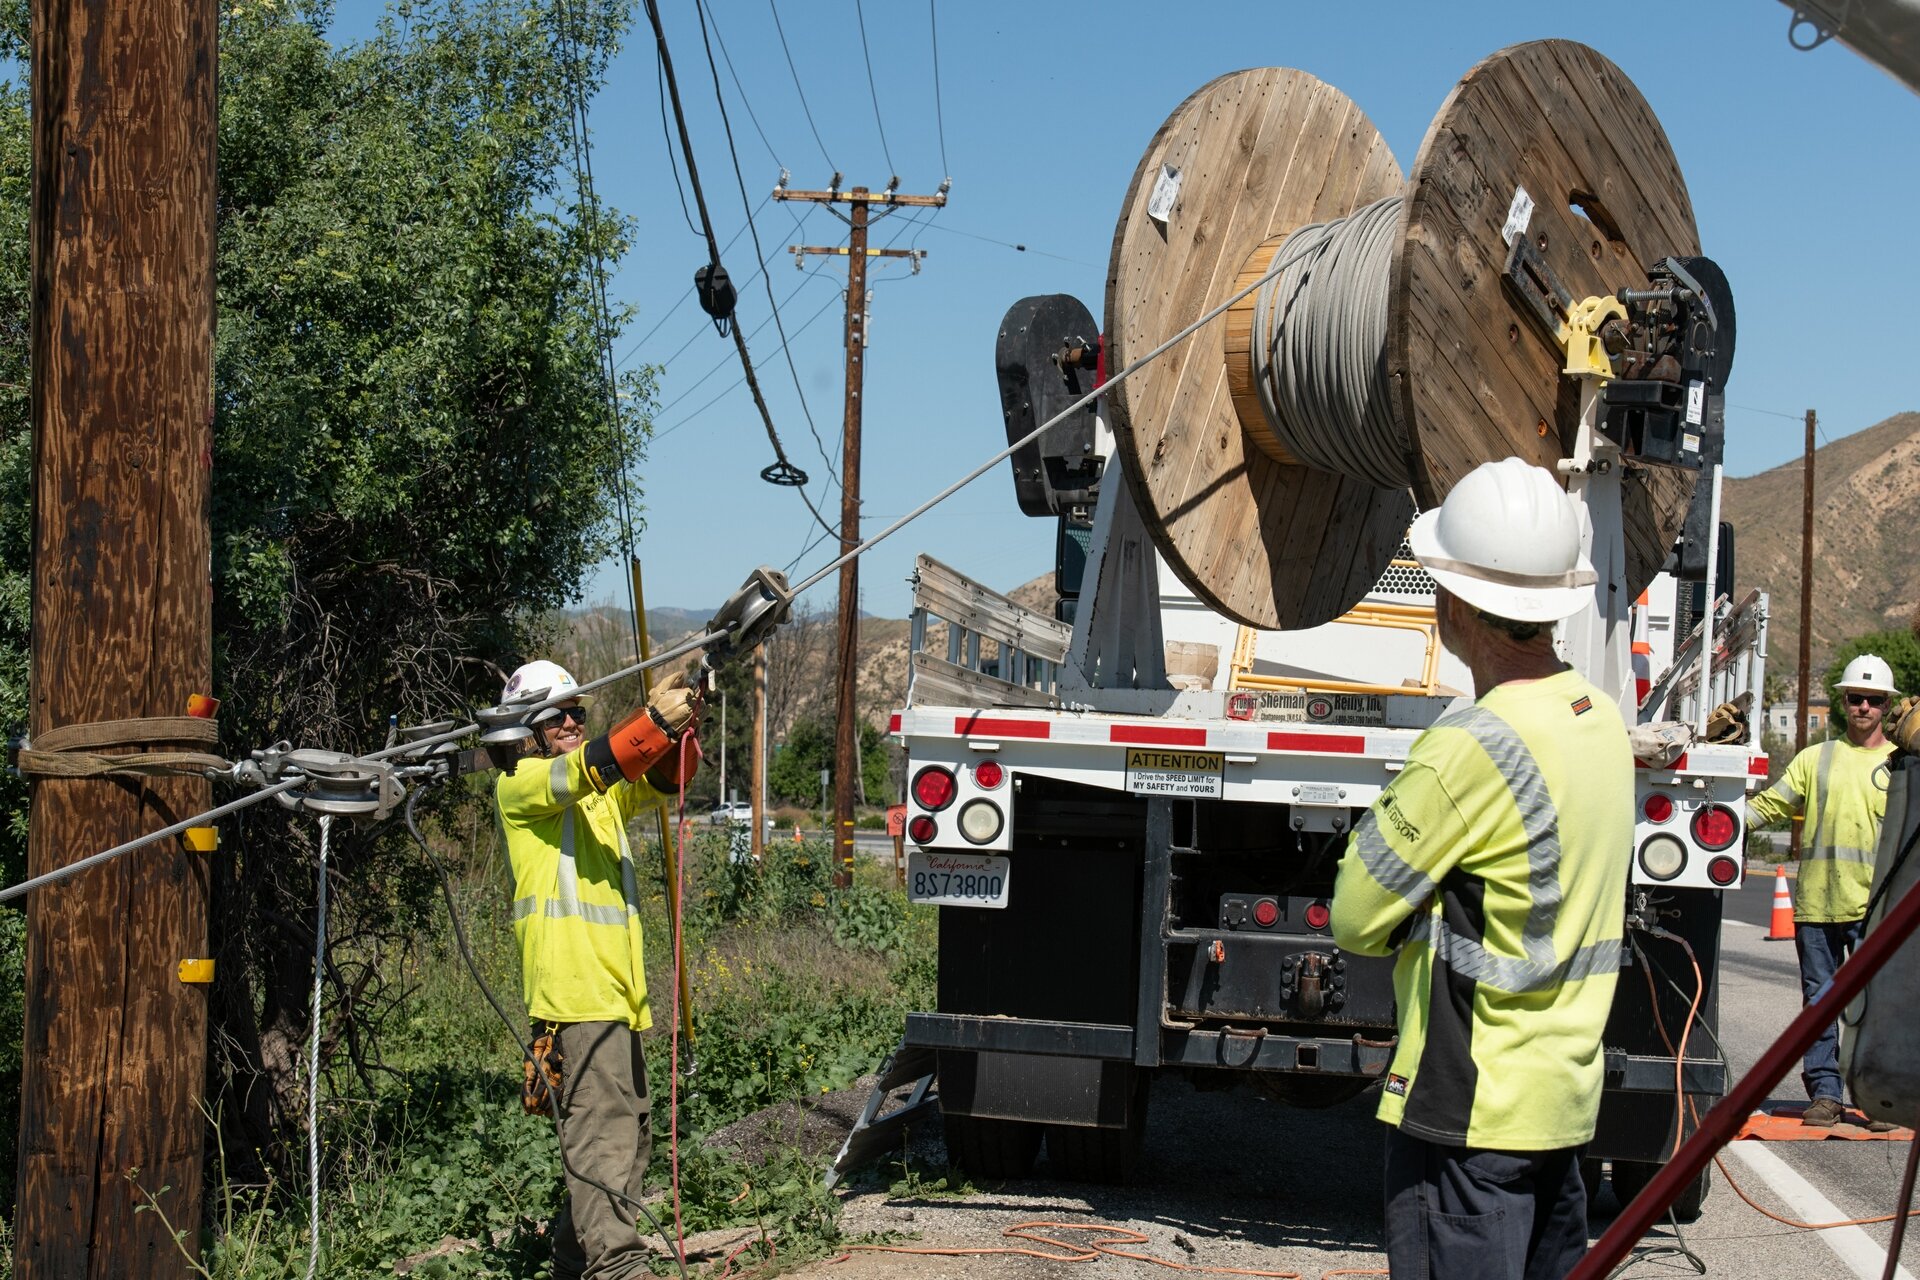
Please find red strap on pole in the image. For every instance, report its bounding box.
[1572,875,1920,1279]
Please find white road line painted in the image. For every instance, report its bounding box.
[1724,919,1761,929]
[1723,1140,1916,1280]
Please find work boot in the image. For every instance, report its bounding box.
[1800,1097,1846,1127]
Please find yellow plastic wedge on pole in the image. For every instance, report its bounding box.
[177,959,214,984]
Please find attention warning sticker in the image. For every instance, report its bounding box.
[1123,747,1225,798]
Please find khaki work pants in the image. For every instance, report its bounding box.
[550,1020,652,1280]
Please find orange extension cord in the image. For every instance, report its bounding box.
[1642,929,1920,1232]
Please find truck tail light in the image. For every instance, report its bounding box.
[1691,804,1739,851]
[973,760,1005,789]
[912,765,957,812]
[908,814,938,844]
[1304,902,1331,931]
[957,800,1003,845]
[1642,793,1674,824]
[1639,834,1687,881]
[1707,855,1741,887]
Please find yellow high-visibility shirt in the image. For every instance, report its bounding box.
[1331,668,1632,1151]
[495,749,664,1029]
[1748,739,1893,923]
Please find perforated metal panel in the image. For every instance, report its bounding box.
[1372,541,1435,598]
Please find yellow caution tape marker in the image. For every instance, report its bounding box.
[177,959,215,984]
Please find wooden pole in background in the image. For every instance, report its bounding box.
[775,184,942,888]
[1791,409,1815,857]
[19,0,217,1272]
[750,645,766,863]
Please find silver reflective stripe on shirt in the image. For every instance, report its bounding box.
[1353,807,1437,904]
[1406,704,1603,993]
[549,755,575,806]
[1801,844,1878,865]
[1406,915,1622,992]
[509,807,639,928]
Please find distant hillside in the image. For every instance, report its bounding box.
[1722,410,1920,682]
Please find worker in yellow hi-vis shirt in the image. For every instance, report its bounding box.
[1748,652,1899,1131]
[495,659,702,1280]
[1331,459,1630,1280]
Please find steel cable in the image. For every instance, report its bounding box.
[1251,195,1407,490]
[305,814,330,1280]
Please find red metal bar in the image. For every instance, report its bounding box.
[1572,875,1920,1279]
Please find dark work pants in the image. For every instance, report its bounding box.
[550,1021,653,1280]
[1794,917,1864,1101]
[1384,1127,1589,1280]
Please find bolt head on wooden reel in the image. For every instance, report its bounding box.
[1105,41,1708,630]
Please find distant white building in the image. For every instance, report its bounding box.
[1766,695,1831,740]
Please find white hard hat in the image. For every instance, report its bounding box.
[502,660,592,723]
[1837,653,1899,695]
[1408,458,1596,624]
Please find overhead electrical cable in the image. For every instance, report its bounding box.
[654,270,834,419]
[555,0,644,655]
[889,211,1100,267]
[651,289,841,442]
[852,0,896,178]
[693,0,840,491]
[616,192,774,369]
[929,0,949,176]
[656,53,703,239]
[768,0,836,174]
[641,0,835,536]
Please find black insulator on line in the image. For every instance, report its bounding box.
[695,261,737,336]
[760,458,808,487]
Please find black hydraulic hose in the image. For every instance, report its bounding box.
[404,787,689,1279]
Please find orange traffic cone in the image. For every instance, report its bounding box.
[1766,866,1796,941]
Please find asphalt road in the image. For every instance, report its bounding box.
[810,869,1915,1279]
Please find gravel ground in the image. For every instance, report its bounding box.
[806,1074,1397,1280]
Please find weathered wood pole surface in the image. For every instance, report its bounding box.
[20,0,217,1274]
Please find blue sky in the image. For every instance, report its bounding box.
[336,1,1918,617]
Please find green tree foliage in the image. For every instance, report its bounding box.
[0,0,654,1182]
[1824,629,1920,710]
[767,715,889,806]
[0,66,29,1215]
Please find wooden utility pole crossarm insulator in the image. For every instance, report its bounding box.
[21,0,218,1274]
[773,183,943,887]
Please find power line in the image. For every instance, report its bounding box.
[890,210,1101,267]
[650,288,841,441]
[641,0,829,531]
[768,0,836,175]
[693,0,840,489]
[928,0,949,176]
[853,0,896,178]
[656,51,703,239]
[615,192,775,370]
[654,270,833,419]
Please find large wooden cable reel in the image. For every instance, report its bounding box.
[1104,40,1701,630]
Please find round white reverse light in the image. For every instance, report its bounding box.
[1639,834,1687,882]
[957,799,1003,845]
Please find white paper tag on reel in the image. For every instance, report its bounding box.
[1501,186,1535,245]
[1148,164,1183,225]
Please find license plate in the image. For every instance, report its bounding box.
[907,851,1011,908]
[1123,746,1225,798]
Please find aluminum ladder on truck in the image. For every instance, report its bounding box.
[824,1041,940,1189]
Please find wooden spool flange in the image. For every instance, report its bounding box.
[1388,39,1699,600]
[1106,43,1701,630]
[1106,69,1409,631]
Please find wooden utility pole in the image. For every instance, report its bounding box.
[777,182,941,887]
[1791,409,1816,856]
[20,0,218,1273]
[751,646,767,863]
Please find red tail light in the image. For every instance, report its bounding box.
[1707,855,1741,887]
[912,766,957,812]
[907,814,938,844]
[1691,804,1739,851]
[1642,793,1674,824]
[1252,899,1279,928]
[1304,902,1331,931]
[973,760,1005,790]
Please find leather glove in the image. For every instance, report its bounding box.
[1703,701,1747,744]
[646,671,701,739]
[1889,694,1920,756]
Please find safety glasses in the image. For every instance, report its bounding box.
[1844,692,1887,709]
[540,704,589,725]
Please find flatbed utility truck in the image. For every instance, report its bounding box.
[857,42,1772,1219]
